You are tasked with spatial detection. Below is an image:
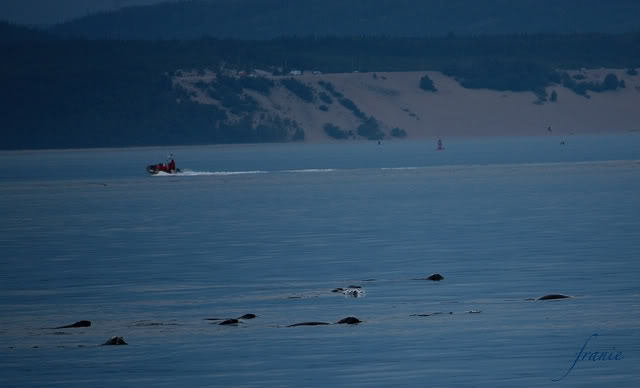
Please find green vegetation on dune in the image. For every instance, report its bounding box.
[281,78,315,102]
[419,74,437,92]
[323,123,353,140]
[560,72,625,98]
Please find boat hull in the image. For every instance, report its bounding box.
[146,165,180,175]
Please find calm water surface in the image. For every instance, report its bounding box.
[1,135,639,387]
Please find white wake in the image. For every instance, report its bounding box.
[152,169,267,177]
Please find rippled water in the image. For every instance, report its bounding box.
[1,136,639,387]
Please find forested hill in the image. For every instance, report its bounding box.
[2,26,640,149]
[49,0,640,40]
[0,21,53,42]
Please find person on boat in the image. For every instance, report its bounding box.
[166,154,176,173]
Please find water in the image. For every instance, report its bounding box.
[1,135,639,387]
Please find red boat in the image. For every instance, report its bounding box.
[147,156,179,174]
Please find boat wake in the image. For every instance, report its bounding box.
[151,169,336,177]
[151,169,266,177]
[150,160,639,178]
[152,170,213,177]
[282,169,336,173]
[210,170,268,176]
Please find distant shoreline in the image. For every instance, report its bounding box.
[2,132,640,154]
[2,68,639,151]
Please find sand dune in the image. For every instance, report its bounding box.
[176,68,640,142]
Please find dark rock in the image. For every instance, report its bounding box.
[337,317,361,324]
[238,314,257,320]
[219,319,240,325]
[54,320,91,329]
[425,274,444,281]
[332,286,365,298]
[287,322,330,327]
[103,336,127,345]
[537,294,571,301]
[411,312,453,317]
[411,312,441,317]
[132,322,177,327]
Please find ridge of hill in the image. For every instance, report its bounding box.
[49,0,640,40]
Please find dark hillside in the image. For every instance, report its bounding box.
[49,0,640,40]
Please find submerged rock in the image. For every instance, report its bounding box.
[103,336,127,345]
[332,286,365,298]
[53,320,91,329]
[337,317,361,324]
[424,274,444,281]
[209,315,255,324]
[287,322,330,327]
[410,312,452,317]
[538,294,571,301]
[131,321,178,327]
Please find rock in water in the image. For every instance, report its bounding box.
[337,317,361,324]
[425,274,444,281]
[537,294,571,301]
[287,322,330,327]
[103,336,127,345]
[54,320,91,329]
[332,286,365,298]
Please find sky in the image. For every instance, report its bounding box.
[0,0,166,25]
